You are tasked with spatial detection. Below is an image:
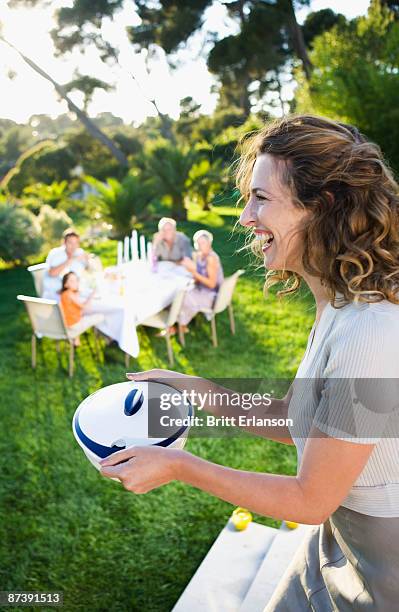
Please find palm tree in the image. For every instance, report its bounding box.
[145,144,197,220]
[85,172,156,237]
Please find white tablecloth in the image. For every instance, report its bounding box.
[86,261,193,357]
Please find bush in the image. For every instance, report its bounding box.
[85,171,157,237]
[0,202,43,263]
[37,205,72,247]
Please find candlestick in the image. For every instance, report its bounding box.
[124,236,130,262]
[139,235,146,261]
[117,241,123,267]
[131,229,138,262]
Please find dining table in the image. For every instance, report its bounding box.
[84,260,194,358]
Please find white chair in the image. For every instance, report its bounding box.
[200,269,245,348]
[17,295,102,377]
[27,263,47,297]
[140,287,188,366]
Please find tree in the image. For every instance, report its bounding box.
[129,0,312,114]
[37,204,72,246]
[22,181,70,213]
[50,0,175,141]
[0,124,34,177]
[21,0,312,117]
[295,0,399,172]
[187,159,226,210]
[0,140,55,193]
[381,1,399,18]
[144,143,198,220]
[302,8,347,48]
[0,34,128,167]
[0,201,43,263]
[63,73,114,112]
[85,171,157,236]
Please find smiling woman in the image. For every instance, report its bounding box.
[237,115,399,305]
[101,114,399,611]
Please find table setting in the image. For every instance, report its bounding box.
[81,231,194,357]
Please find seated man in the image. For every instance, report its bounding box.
[42,229,89,300]
[152,217,192,263]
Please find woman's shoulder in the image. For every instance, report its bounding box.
[326,299,399,375]
[208,250,221,262]
[333,299,399,332]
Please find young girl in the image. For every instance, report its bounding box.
[59,272,103,346]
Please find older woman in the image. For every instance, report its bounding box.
[101,115,399,610]
[178,230,224,333]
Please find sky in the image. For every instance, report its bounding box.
[0,0,371,126]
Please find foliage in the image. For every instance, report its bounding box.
[84,171,157,237]
[127,0,311,115]
[302,8,346,48]
[0,140,56,194]
[143,143,198,220]
[0,201,43,262]
[187,159,226,210]
[24,0,312,116]
[63,73,114,111]
[207,1,288,115]
[295,0,399,172]
[0,124,34,176]
[65,130,127,181]
[37,204,72,246]
[22,181,70,214]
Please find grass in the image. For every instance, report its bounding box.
[0,208,316,611]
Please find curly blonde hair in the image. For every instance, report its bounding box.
[236,114,399,306]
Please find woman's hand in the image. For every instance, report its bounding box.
[126,369,191,383]
[100,445,183,493]
[126,369,197,398]
[181,256,196,273]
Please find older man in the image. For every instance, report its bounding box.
[152,217,192,263]
[42,229,89,300]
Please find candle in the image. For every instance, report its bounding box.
[139,235,146,261]
[146,242,152,263]
[124,236,130,262]
[131,229,139,261]
[117,241,123,267]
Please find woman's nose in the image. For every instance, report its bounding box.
[239,199,257,228]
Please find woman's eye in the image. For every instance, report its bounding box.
[256,195,269,201]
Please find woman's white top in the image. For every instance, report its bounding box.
[288,298,399,517]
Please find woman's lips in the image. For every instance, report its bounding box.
[254,229,274,252]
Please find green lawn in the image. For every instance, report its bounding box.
[0,209,315,611]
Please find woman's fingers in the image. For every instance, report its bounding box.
[126,372,151,380]
[126,369,181,381]
[100,446,136,466]
[100,463,125,479]
[126,369,163,381]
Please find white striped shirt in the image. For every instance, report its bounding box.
[288,298,399,517]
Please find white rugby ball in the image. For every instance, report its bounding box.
[72,380,192,470]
